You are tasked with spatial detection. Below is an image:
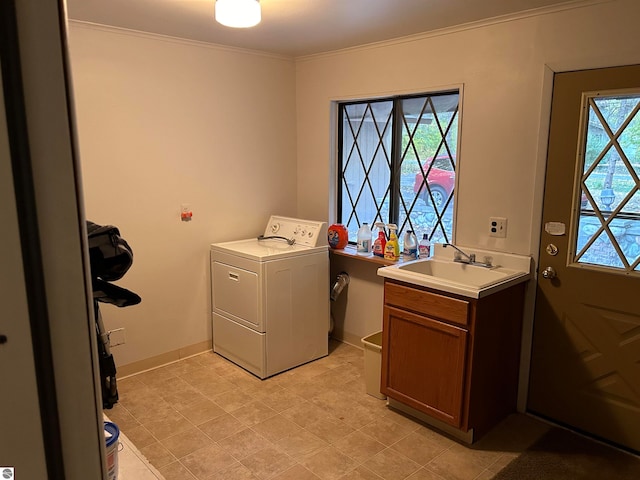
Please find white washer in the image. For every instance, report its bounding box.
[210,216,329,379]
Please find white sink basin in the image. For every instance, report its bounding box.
[378,246,531,298]
[398,260,521,287]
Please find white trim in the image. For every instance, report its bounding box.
[70,1,612,62]
[15,1,105,477]
[329,82,465,104]
[68,19,293,62]
[296,0,613,62]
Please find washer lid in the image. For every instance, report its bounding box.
[211,238,327,261]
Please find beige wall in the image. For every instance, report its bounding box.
[67,0,640,376]
[69,24,297,368]
[295,0,640,353]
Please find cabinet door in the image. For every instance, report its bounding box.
[381,305,468,427]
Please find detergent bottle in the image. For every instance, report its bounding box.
[419,230,431,258]
[356,223,372,255]
[402,230,418,261]
[384,224,400,261]
[372,222,387,258]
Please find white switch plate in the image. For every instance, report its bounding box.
[108,328,125,347]
[490,217,507,238]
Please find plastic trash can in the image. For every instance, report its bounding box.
[361,331,386,399]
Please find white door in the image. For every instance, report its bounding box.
[0,0,106,477]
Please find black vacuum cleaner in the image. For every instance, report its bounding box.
[87,221,141,409]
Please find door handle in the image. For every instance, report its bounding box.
[542,266,557,279]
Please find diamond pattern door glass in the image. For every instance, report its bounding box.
[575,91,640,272]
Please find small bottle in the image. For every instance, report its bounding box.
[372,222,387,258]
[402,230,418,261]
[419,232,431,259]
[356,223,372,255]
[384,224,400,261]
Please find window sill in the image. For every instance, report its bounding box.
[329,245,410,266]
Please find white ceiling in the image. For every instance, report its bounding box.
[66,0,581,57]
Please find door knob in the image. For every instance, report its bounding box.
[542,266,557,279]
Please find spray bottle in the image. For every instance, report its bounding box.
[384,224,400,261]
[372,222,387,258]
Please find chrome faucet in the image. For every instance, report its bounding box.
[443,243,475,263]
[443,243,493,268]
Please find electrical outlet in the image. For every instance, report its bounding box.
[489,217,507,238]
[108,328,125,347]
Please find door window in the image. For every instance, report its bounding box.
[573,90,640,272]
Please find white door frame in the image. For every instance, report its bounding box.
[0,0,105,478]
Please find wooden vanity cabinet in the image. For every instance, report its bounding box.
[380,279,526,441]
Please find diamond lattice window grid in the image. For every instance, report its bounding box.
[338,92,460,246]
[574,91,640,272]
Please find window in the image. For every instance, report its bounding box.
[337,91,460,247]
[574,90,640,272]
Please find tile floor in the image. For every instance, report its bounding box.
[106,339,551,480]
[102,416,164,479]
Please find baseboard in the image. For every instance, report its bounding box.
[117,340,212,378]
[331,330,365,349]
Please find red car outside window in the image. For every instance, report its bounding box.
[413,156,455,208]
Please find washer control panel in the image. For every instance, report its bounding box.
[264,216,328,247]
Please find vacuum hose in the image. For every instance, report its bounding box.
[330,272,350,302]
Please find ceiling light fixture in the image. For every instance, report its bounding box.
[215,0,261,28]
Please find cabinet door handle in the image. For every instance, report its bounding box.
[228,272,239,281]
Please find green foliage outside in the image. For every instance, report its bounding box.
[400,113,458,174]
[583,97,640,211]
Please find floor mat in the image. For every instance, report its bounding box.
[492,427,640,480]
